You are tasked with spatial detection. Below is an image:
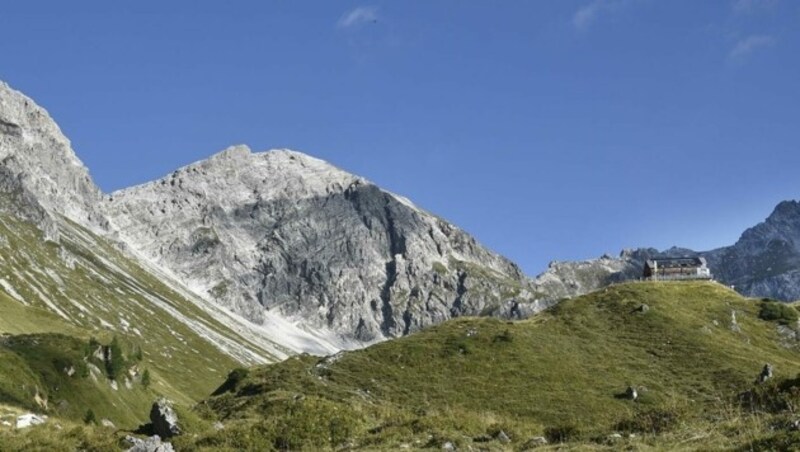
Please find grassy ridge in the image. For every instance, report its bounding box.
[178,281,800,450]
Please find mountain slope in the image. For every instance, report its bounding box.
[173,281,800,450]
[0,81,370,428]
[105,146,549,342]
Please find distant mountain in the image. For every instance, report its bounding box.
[705,200,800,301]
[533,202,800,303]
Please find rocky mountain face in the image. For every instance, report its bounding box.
[0,82,106,239]
[104,146,548,341]
[535,203,800,303]
[704,201,800,301]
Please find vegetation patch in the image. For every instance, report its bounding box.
[171,282,800,450]
[759,300,799,325]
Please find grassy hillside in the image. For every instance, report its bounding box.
[173,281,800,450]
[0,210,288,429]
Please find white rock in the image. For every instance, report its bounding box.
[15,413,46,429]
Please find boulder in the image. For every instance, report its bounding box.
[625,386,638,401]
[522,436,549,449]
[496,430,511,443]
[124,435,175,452]
[15,413,46,429]
[101,418,116,428]
[730,310,741,333]
[149,398,181,438]
[758,364,773,383]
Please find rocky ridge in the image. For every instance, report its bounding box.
[705,200,800,300]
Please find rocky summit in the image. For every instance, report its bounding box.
[0,82,107,239]
[104,145,548,342]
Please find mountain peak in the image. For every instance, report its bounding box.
[0,81,105,232]
[767,200,800,222]
[209,144,252,161]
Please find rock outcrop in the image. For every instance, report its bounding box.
[149,398,181,439]
[104,146,549,341]
[124,435,175,452]
[705,201,800,301]
[0,82,107,237]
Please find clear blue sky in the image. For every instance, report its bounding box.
[1,1,798,275]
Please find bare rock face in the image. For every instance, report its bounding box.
[0,82,106,236]
[105,147,547,341]
[704,201,800,301]
[124,435,175,452]
[149,398,181,439]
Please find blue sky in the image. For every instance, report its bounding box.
[1,1,798,275]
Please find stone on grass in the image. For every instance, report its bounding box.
[124,435,175,452]
[496,430,511,443]
[758,364,773,384]
[15,414,46,429]
[522,436,549,449]
[150,398,181,438]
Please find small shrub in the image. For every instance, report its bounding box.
[544,424,580,443]
[105,336,126,380]
[83,409,96,425]
[492,329,514,343]
[759,301,799,325]
[141,369,151,389]
[84,337,100,357]
[748,430,800,451]
[615,407,682,434]
[132,346,143,362]
[741,376,800,413]
[272,397,363,450]
[442,337,471,357]
[212,367,250,395]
